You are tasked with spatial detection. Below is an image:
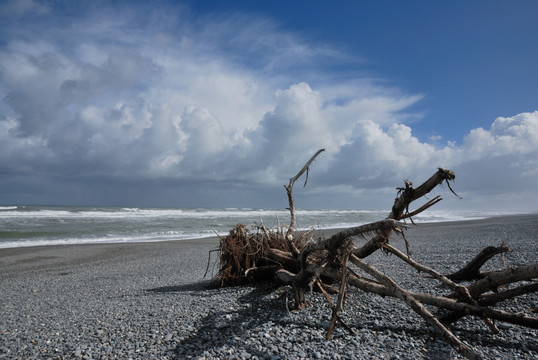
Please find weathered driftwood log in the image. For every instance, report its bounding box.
[346,269,538,329]
[446,243,511,281]
[354,168,457,260]
[208,150,538,360]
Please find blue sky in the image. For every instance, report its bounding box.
[190,1,538,141]
[1,0,537,211]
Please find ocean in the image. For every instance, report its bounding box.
[0,205,511,249]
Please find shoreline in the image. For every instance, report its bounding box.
[1,214,536,273]
[1,214,537,359]
[1,212,535,252]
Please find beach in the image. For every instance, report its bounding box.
[1,214,537,359]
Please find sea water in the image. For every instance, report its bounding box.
[0,205,510,248]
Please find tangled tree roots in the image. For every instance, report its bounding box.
[209,223,297,287]
[207,149,537,360]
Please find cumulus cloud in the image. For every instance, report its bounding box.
[0,4,408,179]
[0,2,536,210]
[313,110,538,210]
[463,112,538,158]
[324,120,440,186]
[453,111,538,205]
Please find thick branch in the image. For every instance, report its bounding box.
[383,244,462,290]
[478,282,538,307]
[447,244,511,281]
[346,267,538,329]
[266,248,299,271]
[390,168,456,220]
[298,220,405,272]
[466,263,538,298]
[353,168,457,260]
[330,220,408,252]
[383,243,499,333]
[349,254,481,360]
[287,219,407,309]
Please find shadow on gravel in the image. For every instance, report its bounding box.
[362,321,537,358]
[452,327,538,353]
[168,283,290,359]
[146,281,211,293]
[356,322,456,358]
[145,282,537,359]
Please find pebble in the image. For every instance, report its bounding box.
[1,216,537,359]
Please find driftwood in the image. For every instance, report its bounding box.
[209,150,537,360]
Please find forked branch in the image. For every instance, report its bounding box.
[284,148,325,243]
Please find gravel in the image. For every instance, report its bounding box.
[1,214,537,359]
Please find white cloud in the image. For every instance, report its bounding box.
[320,120,449,189]
[454,111,538,199]
[1,3,418,187]
[0,3,536,210]
[313,110,538,210]
[259,83,336,156]
[463,111,538,158]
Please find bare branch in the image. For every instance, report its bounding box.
[447,244,512,281]
[349,254,482,360]
[285,148,325,238]
[288,148,325,188]
[209,161,536,358]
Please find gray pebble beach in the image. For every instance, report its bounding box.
[1,214,537,359]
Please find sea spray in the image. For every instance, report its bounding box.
[0,205,514,248]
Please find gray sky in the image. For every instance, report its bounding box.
[1,1,537,211]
